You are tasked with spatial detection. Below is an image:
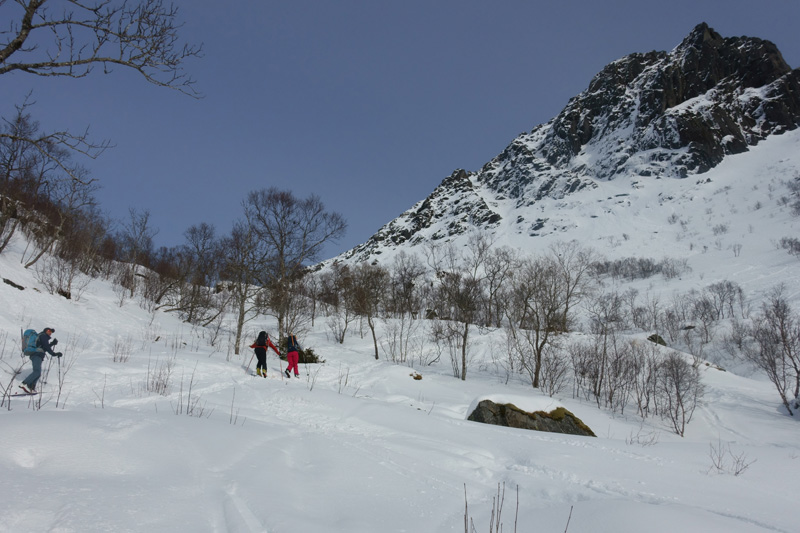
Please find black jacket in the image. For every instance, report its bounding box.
[36,331,57,356]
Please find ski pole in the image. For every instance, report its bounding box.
[245,353,254,375]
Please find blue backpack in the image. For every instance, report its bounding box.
[287,335,298,352]
[22,329,41,356]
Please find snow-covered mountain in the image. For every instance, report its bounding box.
[331,23,800,265]
[2,22,800,533]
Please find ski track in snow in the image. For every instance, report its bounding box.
[223,483,269,533]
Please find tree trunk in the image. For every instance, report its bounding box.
[0,218,19,254]
[368,315,379,360]
[460,321,469,381]
[234,291,246,355]
[24,235,57,269]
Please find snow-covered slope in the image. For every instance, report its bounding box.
[1,230,798,532]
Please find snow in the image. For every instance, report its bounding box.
[3,132,800,532]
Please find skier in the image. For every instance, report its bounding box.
[284,333,302,378]
[20,327,62,394]
[249,331,280,378]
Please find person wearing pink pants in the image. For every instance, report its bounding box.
[284,334,301,378]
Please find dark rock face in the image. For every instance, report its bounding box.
[331,23,800,264]
[350,168,501,251]
[536,22,800,180]
[468,400,596,437]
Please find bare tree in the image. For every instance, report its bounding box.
[243,188,346,338]
[1,103,96,257]
[550,241,596,332]
[349,263,390,360]
[704,280,745,320]
[387,251,426,316]
[0,0,202,182]
[424,236,488,381]
[324,264,355,344]
[22,161,97,269]
[505,256,568,389]
[630,341,662,419]
[482,245,518,328]
[744,285,800,415]
[219,222,263,355]
[0,0,201,91]
[659,353,703,436]
[581,290,628,403]
[178,223,224,325]
[116,207,156,297]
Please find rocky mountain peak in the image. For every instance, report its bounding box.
[329,24,800,265]
[672,22,790,93]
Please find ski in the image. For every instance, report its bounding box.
[9,392,39,397]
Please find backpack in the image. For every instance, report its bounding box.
[286,335,298,353]
[22,329,41,356]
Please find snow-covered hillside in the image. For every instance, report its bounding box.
[1,221,798,532]
[335,127,800,311]
[3,21,800,533]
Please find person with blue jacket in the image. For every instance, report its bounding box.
[20,327,62,393]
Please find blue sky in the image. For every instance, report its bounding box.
[4,1,800,259]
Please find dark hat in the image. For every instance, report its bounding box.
[44,327,55,333]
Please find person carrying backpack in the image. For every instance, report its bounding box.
[284,333,301,378]
[249,331,280,378]
[20,327,62,394]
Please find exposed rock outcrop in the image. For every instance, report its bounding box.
[467,400,596,437]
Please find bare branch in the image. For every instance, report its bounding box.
[0,0,203,96]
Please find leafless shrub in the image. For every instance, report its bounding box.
[626,421,661,447]
[0,331,27,409]
[380,313,422,365]
[34,255,90,301]
[112,335,134,362]
[112,264,134,307]
[146,355,175,396]
[173,364,212,418]
[326,306,352,344]
[229,388,246,426]
[305,364,322,392]
[589,256,691,281]
[742,285,800,415]
[463,483,519,533]
[51,332,85,408]
[93,374,107,409]
[630,341,662,419]
[779,237,800,259]
[427,318,465,379]
[539,347,571,397]
[660,353,703,436]
[707,438,756,476]
[337,364,350,394]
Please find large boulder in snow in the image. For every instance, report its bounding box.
[467,400,596,437]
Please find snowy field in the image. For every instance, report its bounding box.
[1,246,798,532]
[2,131,800,532]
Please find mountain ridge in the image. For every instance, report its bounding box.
[327,23,800,266]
